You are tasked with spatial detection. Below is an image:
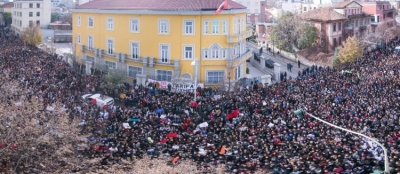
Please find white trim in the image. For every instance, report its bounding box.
[106,17,114,30]
[158,19,170,35]
[71,9,247,15]
[203,19,228,35]
[203,21,209,34]
[159,43,171,63]
[130,41,140,59]
[182,44,195,59]
[87,35,94,50]
[106,37,114,55]
[87,16,94,28]
[104,60,117,70]
[129,18,140,33]
[205,70,225,84]
[183,19,195,35]
[77,15,81,26]
[155,69,173,82]
[127,65,143,78]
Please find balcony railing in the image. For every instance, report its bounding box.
[83,45,94,52]
[383,8,395,13]
[344,25,354,30]
[228,49,252,67]
[126,55,145,63]
[101,49,116,58]
[226,29,253,44]
[156,59,174,66]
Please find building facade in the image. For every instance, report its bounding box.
[11,0,51,34]
[360,1,396,27]
[72,0,253,86]
[233,0,269,24]
[0,2,13,13]
[299,1,371,51]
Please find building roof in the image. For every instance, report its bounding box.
[0,2,13,8]
[75,0,246,11]
[332,0,362,8]
[298,7,347,22]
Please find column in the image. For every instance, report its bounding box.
[148,57,155,79]
[273,63,281,82]
[85,61,92,75]
[142,57,148,76]
[118,53,127,73]
[260,56,266,69]
[174,59,180,78]
[136,74,147,86]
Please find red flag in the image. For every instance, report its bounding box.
[227,108,239,119]
[215,0,228,15]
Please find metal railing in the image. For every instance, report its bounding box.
[226,29,253,43]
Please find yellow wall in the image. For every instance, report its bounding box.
[73,11,248,83]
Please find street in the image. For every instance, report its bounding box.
[247,42,309,78]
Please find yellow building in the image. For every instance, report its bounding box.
[0,2,14,13]
[72,0,253,86]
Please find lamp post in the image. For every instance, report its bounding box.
[294,109,391,174]
[191,59,198,101]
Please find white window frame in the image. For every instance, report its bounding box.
[159,44,170,63]
[130,18,139,33]
[106,38,114,55]
[106,17,114,30]
[183,45,194,59]
[183,19,194,35]
[222,20,227,34]
[233,18,237,33]
[104,60,116,70]
[211,47,219,58]
[156,69,173,82]
[206,70,225,84]
[77,16,81,26]
[130,41,140,59]
[77,34,81,44]
[212,21,219,34]
[222,49,227,58]
[203,21,209,34]
[87,16,94,28]
[87,35,94,50]
[127,65,142,78]
[158,19,169,34]
[86,55,95,63]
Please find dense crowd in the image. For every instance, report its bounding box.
[1,27,400,173]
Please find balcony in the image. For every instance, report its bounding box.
[228,49,252,67]
[82,45,94,53]
[126,55,145,63]
[100,49,116,58]
[226,29,253,44]
[156,59,174,66]
[383,8,395,14]
[344,25,354,30]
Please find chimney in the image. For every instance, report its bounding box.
[260,1,266,22]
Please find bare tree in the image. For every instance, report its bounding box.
[59,13,72,24]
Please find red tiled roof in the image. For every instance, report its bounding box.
[0,2,14,8]
[75,0,246,11]
[298,7,347,22]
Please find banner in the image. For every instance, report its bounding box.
[147,79,203,92]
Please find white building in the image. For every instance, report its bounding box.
[76,0,92,6]
[233,0,266,24]
[281,0,344,14]
[50,0,60,7]
[11,0,51,35]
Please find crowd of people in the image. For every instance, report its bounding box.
[1,26,400,173]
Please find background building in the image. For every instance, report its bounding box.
[11,0,52,34]
[0,2,13,13]
[360,1,396,27]
[72,0,253,86]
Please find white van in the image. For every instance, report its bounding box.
[395,46,400,53]
[82,93,114,108]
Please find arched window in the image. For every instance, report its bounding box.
[181,73,192,79]
[211,46,219,58]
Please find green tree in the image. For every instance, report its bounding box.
[269,12,319,52]
[21,25,43,46]
[103,70,127,90]
[51,13,60,22]
[2,12,12,26]
[338,36,363,64]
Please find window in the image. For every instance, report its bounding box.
[333,23,336,32]
[184,20,194,34]
[333,38,337,47]
[106,38,114,55]
[222,49,227,58]
[104,61,116,70]
[130,19,139,32]
[77,34,81,44]
[338,22,341,31]
[87,35,94,50]
[207,71,224,84]
[36,12,40,17]
[130,41,140,59]
[212,21,219,34]
[106,17,114,30]
[159,19,169,34]
[127,66,142,78]
[183,45,194,59]
[355,20,358,27]
[88,17,94,28]
[211,47,219,58]
[29,12,33,17]
[36,20,40,26]
[29,21,33,27]
[86,56,95,63]
[37,3,40,8]
[204,21,209,34]
[160,44,170,63]
[77,16,81,26]
[156,70,172,81]
[339,37,342,45]
[222,20,227,34]
[303,7,307,11]
[29,3,33,8]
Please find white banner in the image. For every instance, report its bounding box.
[147,79,203,92]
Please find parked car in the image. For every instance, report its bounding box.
[395,46,400,53]
[82,93,114,108]
[265,59,275,68]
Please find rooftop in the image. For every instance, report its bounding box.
[331,1,361,8]
[75,0,246,11]
[0,2,13,8]
[298,7,347,22]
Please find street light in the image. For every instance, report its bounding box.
[294,109,391,174]
[191,60,198,101]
